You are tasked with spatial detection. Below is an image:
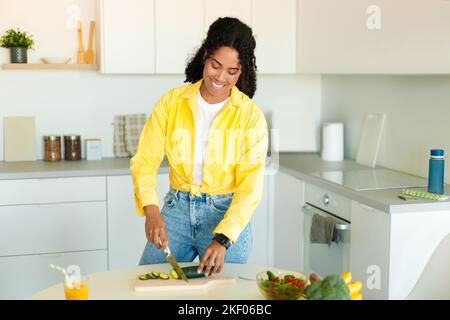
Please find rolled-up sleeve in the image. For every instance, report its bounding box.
[213,109,269,243]
[130,93,169,217]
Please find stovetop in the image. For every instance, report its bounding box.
[311,168,428,191]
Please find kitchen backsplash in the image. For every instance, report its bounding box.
[322,75,450,183]
[0,72,321,161]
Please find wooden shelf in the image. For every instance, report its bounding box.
[2,63,98,71]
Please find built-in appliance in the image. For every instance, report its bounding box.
[303,183,351,277]
[311,168,428,191]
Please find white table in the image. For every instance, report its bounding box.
[31,263,301,300]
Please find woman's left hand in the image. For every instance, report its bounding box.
[198,240,227,276]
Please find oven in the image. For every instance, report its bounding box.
[302,183,351,277]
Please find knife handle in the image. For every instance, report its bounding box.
[159,239,171,256]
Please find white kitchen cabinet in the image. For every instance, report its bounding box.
[99,0,155,74]
[107,174,170,270]
[0,250,107,300]
[252,0,297,74]
[204,0,252,32]
[272,171,304,272]
[0,176,105,206]
[0,202,107,257]
[297,0,450,73]
[155,0,204,73]
[350,201,390,300]
[247,175,271,266]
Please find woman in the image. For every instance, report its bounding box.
[130,17,268,277]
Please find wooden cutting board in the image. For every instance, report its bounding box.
[134,277,236,292]
[3,116,37,162]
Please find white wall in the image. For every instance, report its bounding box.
[0,0,322,161]
[322,75,450,183]
[0,71,321,160]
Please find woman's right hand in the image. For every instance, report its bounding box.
[143,204,168,250]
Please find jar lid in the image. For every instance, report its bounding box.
[64,135,81,140]
[43,135,61,141]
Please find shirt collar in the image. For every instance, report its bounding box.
[180,79,244,108]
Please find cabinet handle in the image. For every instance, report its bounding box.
[39,253,63,259]
[359,203,375,211]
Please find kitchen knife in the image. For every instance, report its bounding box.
[160,241,189,282]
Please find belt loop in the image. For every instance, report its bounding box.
[174,190,179,200]
[206,194,211,206]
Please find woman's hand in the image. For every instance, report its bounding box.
[143,204,168,250]
[198,240,227,276]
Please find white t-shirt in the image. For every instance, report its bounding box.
[193,92,229,185]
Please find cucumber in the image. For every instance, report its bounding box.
[138,275,148,280]
[158,272,169,280]
[151,272,160,279]
[146,272,157,279]
[170,269,179,280]
[181,266,206,279]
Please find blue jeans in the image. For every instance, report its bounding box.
[139,187,252,265]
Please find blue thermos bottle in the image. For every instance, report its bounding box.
[428,149,445,194]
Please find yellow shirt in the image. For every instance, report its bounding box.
[130,79,269,242]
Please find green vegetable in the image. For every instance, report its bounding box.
[181,266,205,279]
[267,270,276,281]
[158,272,169,280]
[170,269,179,280]
[303,275,350,300]
[151,272,159,279]
[138,275,148,280]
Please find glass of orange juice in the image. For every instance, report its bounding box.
[64,277,89,300]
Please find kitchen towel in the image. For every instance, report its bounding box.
[3,116,37,162]
[113,115,129,157]
[321,122,344,161]
[124,114,147,156]
[310,213,338,246]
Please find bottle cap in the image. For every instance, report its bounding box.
[431,149,444,157]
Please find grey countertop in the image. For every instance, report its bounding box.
[1,153,449,214]
[276,153,450,214]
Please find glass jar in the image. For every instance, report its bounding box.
[43,135,61,161]
[64,135,82,161]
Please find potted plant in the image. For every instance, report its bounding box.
[0,28,35,63]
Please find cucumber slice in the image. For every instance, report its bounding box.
[158,272,169,280]
[170,269,179,280]
[146,272,157,279]
[138,275,148,280]
[181,266,206,279]
[151,272,159,279]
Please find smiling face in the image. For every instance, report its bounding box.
[200,46,242,104]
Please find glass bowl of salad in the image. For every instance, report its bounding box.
[256,270,307,300]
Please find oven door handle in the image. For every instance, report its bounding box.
[302,204,350,231]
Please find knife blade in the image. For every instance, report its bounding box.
[161,242,189,282]
[166,253,189,282]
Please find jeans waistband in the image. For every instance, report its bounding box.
[168,187,234,202]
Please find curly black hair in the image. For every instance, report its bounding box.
[184,17,257,98]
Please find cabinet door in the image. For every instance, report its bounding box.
[107,174,170,270]
[0,202,107,257]
[204,0,252,32]
[253,0,297,74]
[298,0,450,73]
[100,0,155,73]
[155,0,204,73]
[350,201,390,300]
[247,176,270,266]
[0,250,107,300]
[272,171,304,272]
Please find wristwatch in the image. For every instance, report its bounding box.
[213,233,231,250]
